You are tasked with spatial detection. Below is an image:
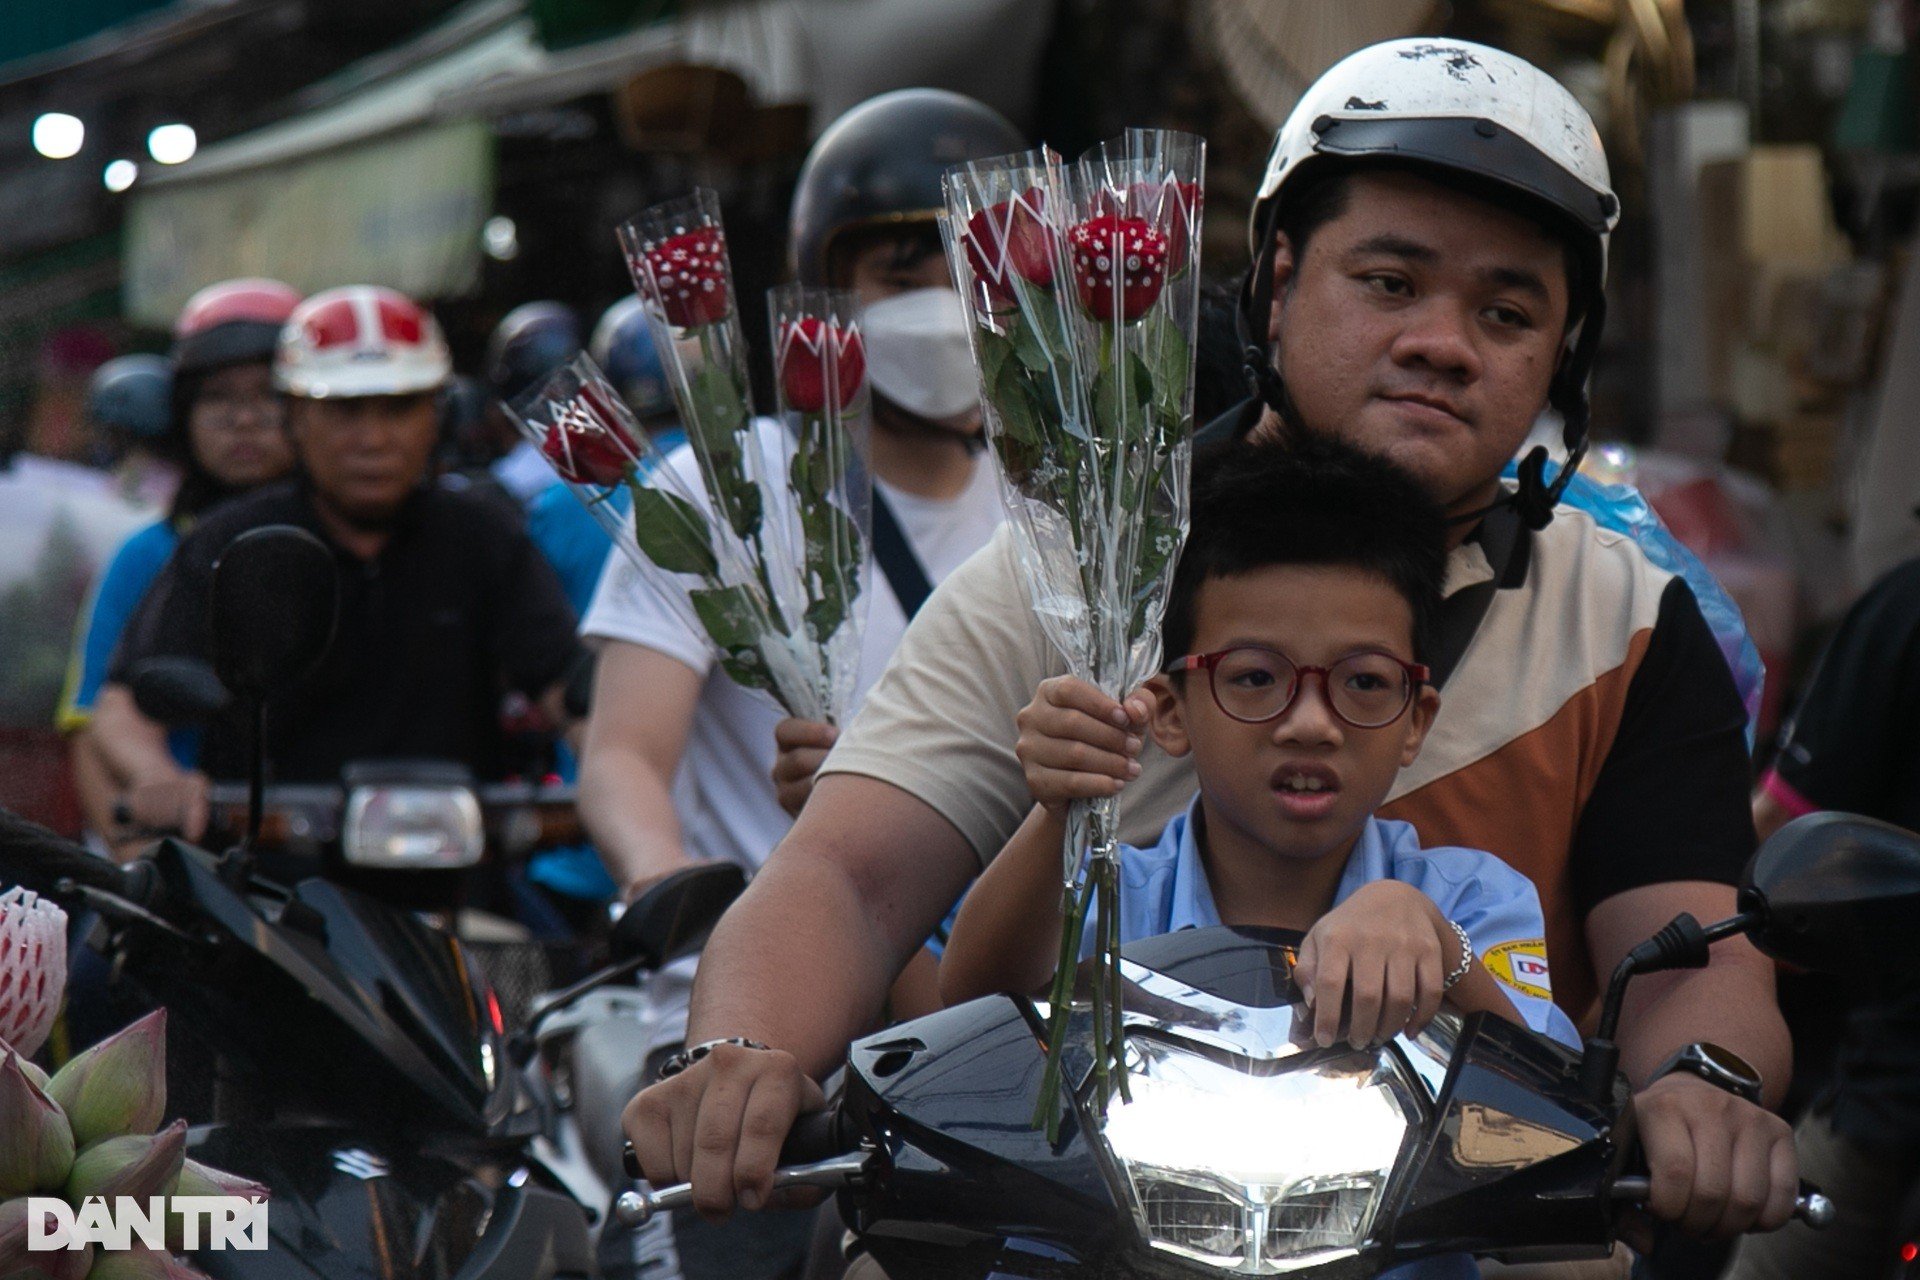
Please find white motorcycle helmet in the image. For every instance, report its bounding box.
[275,285,453,400]
[1241,38,1621,528]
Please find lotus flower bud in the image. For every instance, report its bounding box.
[0,1202,94,1280]
[166,1158,269,1253]
[171,1157,268,1204]
[0,1049,76,1195]
[0,1196,35,1274]
[65,1119,186,1206]
[47,1009,167,1148]
[13,1049,50,1091]
[86,1245,211,1280]
[0,886,68,1058]
[24,1242,99,1280]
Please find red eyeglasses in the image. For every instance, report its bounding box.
[1166,646,1430,729]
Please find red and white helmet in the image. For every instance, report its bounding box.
[275,286,452,399]
[173,278,303,378]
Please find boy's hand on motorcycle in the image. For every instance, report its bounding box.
[120,768,210,841]
[1016,677,1149,815]
[1293,881,1448,1049]
[772,718,838,818]
[622,1042,827,1220]
[1633,1072,1797,1238]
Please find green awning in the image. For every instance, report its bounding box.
[0,0,172,71]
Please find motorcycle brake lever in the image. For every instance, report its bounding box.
[58,878,202,946]
[1609,1176,1835,1229]
[611,1152,870,1229]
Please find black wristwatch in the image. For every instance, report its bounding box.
[1650,1042,1762,1104]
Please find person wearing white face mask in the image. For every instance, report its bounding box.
[577,87,1015,959]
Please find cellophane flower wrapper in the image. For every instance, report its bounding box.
[509,346,870,726]
[943,130,1203,1132]
[766,284,873,722]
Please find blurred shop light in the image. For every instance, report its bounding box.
[32,113,84,160]
[104,159,138,192]
[483,215,520,261]
[147,123,197,165]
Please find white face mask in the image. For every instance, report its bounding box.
[858,287,980,423]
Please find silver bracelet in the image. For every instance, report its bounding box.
[1441,920,1475,991]
[657,1036,771,1080]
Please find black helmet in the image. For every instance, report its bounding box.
[789,88,1024,287]
[486,301,582,402]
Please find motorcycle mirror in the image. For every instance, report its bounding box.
[127,656,231,725]
[611,864,748,970]
[210,525,339,701]
[1739,811,1920,976]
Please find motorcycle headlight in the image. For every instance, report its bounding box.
[343,785,484,869]
[1102,1034,1420,1274]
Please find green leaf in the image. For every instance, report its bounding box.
[1093,352,1154,444]
[629,486,717,575]
[1009,308,1052,374]
[977,326,1018,389]
[805,590,848,644]
[690,585,776,692]
[986,352,1047,450]
[1142,311,1192,421]
[689,363,749,455]
[1014,277,1070,366]
[788,418,838,503]
[719,471,764,539]
[691,583,763,649]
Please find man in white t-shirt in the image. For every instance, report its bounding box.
[578,89,1024,907]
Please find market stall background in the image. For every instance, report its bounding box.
[0,0,1904,845]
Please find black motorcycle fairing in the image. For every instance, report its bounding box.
[1385,1013,1629,1263]
[182,1123,592,1280]
[841,927,1631,1279]
[125,840,515,1134]
[840,996,1121,1278]
[1115,925,1307,1009]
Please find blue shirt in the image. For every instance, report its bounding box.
[1100,798,1582,1051]
[524,429,684,615]
[519,431,685,902]
[59,519,199,767]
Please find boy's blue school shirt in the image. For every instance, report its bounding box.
[1096,795,1583,1051]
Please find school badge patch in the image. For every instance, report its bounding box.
[1483,939,1552,1001]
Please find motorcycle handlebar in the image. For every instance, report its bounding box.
[1609,1176,1835,1229]
[613,1108,856,1230]
[0,808,136,900]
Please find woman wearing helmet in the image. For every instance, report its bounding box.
[59,278,301,849]
[626,41,1798,1257]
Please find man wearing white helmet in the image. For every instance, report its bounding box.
[94,285,582,834]
[627,41,1798,1254]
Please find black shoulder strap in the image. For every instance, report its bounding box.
[1429,504,1532,690]
[870,489,936,621]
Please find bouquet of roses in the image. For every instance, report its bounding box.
[508,190,871,724]
[943,130,1204,1133]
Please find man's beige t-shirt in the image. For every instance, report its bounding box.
[819,505,1748,1024]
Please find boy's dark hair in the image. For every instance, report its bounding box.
[1160,432,1448,666]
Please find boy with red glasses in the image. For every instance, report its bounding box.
[940,434,1580,1056]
